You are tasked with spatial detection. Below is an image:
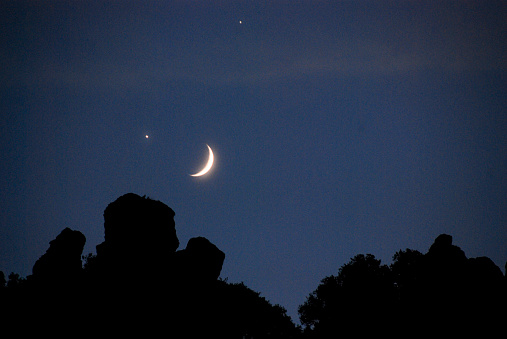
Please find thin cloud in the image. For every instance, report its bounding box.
[8,1,505,90]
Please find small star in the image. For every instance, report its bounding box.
[239,20,242,24]
[145,135,149,139]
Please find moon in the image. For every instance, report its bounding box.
[190,144,214,177]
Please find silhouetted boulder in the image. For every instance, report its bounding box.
[467,256,503,282]
[427,233,467,263]
[93,193,228,290]
[103,193,178,251]
[406,234,505,334]
[466,256,504,306]
[31,227,85,287]
[175,237,225,285]
[95,193,178,280]
[424,234,468,299]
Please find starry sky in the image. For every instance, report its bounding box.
[1,1,506,322]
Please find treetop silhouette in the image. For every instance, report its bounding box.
[299,234,506,337]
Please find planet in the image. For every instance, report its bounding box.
[190,144,214,177]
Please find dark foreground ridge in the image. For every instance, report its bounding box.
[1,193,298,338]
[1,193,506,337]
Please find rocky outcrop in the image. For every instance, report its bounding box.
[95,193,179,280]
[93,193,225,288]
[29,193,226,291]
[175,237,225,285]
[427,233,467,264]
[102,193,179,252]
[31,227,86,287]
[7,193,302,338]
[416,233,506,324]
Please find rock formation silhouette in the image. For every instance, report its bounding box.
[92,193,225,290]
[2,193,296,337]
[175,236,225,285]
[299,233,506,337]
[8,192,503,338]
[95,193,178,278]
[421,234,505,335]
[31,227,86,287]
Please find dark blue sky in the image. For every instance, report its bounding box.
[1,1,506,322]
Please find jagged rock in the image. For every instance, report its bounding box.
[92,193,226,293]
[466,256,505,305]
[31,227,86,286]
[95,193,178,277]
[421,233,507,321]
[103,193,178,251]
[427,234,467,262]
[467,256,504,281]
[425,234,468,281]
[175,237,225,285]
[3,193,306,338]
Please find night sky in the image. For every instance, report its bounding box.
[1,1,506,322]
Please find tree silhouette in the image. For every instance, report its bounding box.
[6,272,25,288]
[390,248,424,304]
[299,254,394,337]
[299,235,507,337]
[213,280,301,338]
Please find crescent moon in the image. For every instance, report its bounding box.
[190,144,214,177]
